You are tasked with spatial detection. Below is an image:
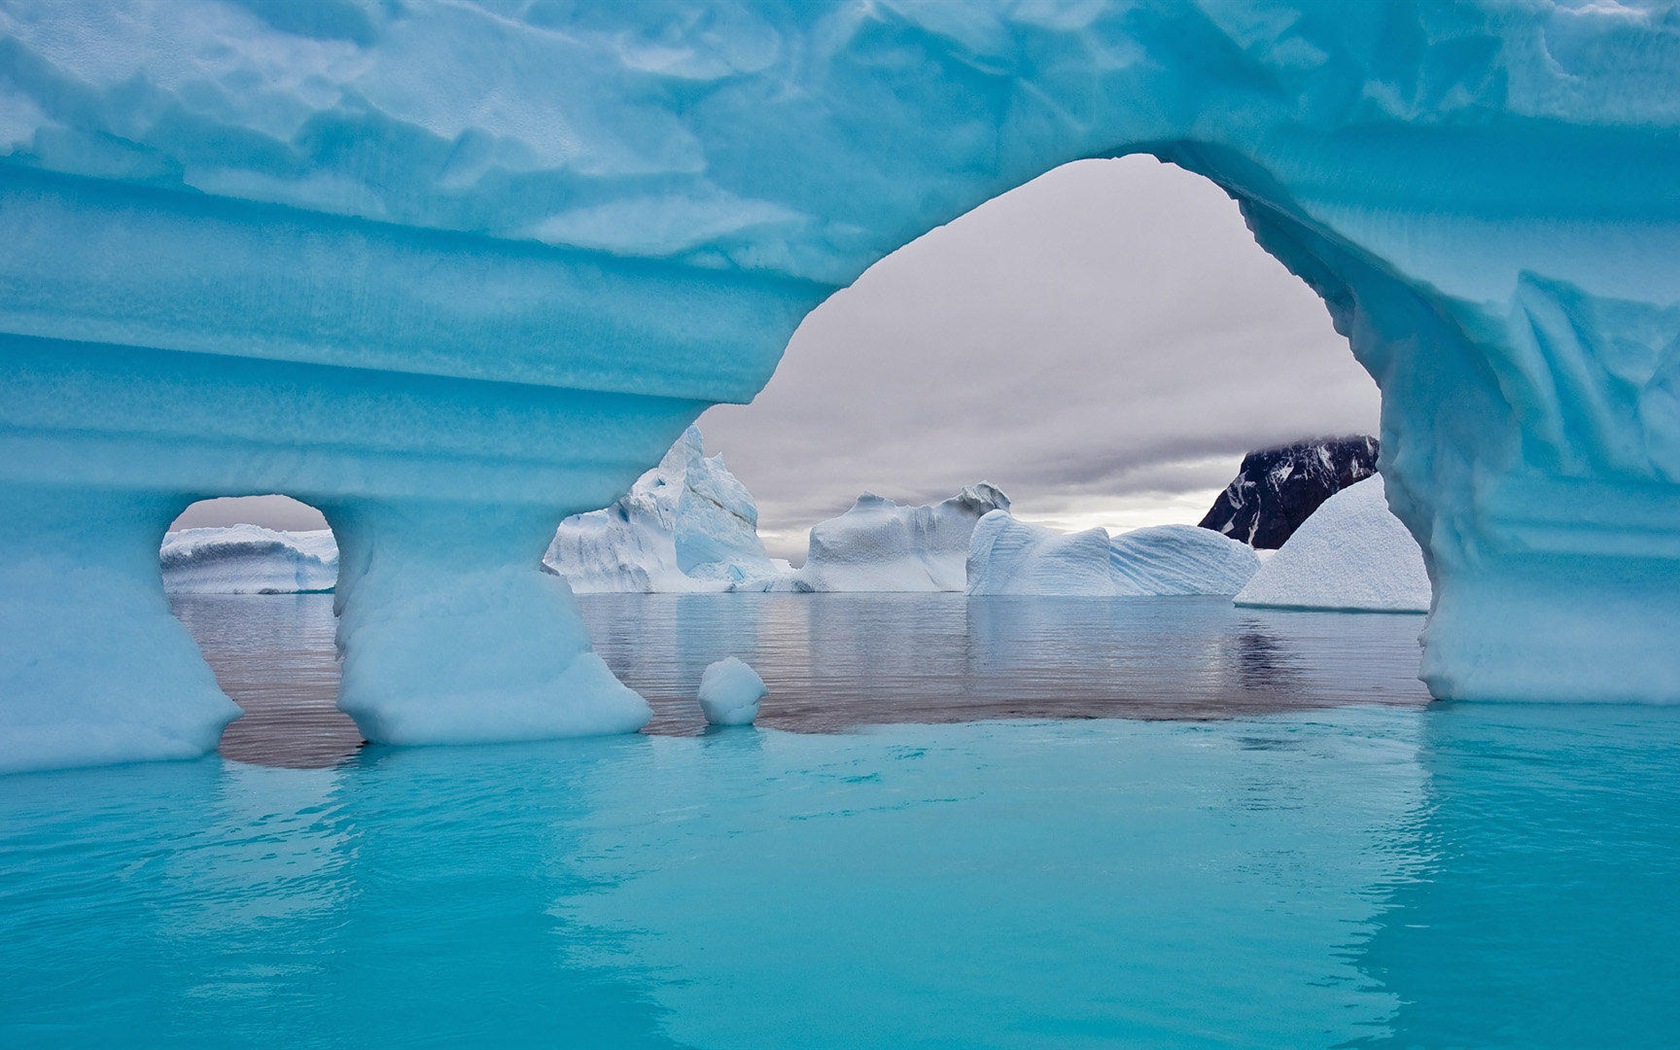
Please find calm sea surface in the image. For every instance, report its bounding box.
[3,594,1677,1047]
[169,592,1433,765]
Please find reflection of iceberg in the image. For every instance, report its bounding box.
[1235,477,1430,613]
[161,525,338,594]
[1349,704,1680,1048]
[544,427,783,593]
[556,715,1429,1049]
[793,486,1009,592]
[967,514,1260,597]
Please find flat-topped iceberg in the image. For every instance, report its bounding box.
[543,426,780,593]
[967,514,1261,597]
[161,525,338,594]
[1235,476,1430,614]
[793,485,1010,592]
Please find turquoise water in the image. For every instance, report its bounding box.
[5,598,1679,1047]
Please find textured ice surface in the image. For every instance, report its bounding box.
[543,427,778,592]
[697,657,766,726]
[161,525,338,595]
[1235,476,1431,614]
[4,1,1680,769]
[793,485,1009,592]
[968,514,1261,597]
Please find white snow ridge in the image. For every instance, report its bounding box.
[792,485,1011,592]
[161,525,338,594]
[1234,476,1431,613]
[966,515,1261,597]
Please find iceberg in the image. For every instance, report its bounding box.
[3,1,1679,770]
[543,427,779,593]
[1235,477,1431,614]
[161,525,338,595]
[793,485,1010,592]
[697,657,767,727]
[967,514,1261,597]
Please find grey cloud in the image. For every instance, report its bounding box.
[703,156,1379,560]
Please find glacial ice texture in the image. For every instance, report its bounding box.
[1235,477,1432,614]
[697,657,767,726]
[543,427,780,592]
[967,515,1262,597]
[793,486,1010,592]
[3,1,1680,769]
[161,525,338,595]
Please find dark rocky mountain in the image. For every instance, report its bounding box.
[1198,436,1379,549]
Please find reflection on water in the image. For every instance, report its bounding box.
[586,593,1431,733]
[5,705,1679,1048]
[171,593,1429,765]
[169,593,360,768]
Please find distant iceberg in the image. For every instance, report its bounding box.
[543,427,782,593]
[967,514,1260,597]
[161,525,338,595]
[1234,476,1430,613]
[792,485,1010,592]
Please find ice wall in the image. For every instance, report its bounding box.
[162,526,338,595]
[543,426,780,592]
[3,2,1679,769]
[967,515,1261,597]
[794,485,1010,592]
[1234,477,1432,614]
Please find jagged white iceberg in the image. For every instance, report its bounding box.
[697,657,766,727]
[3,2,1679,771]
[967,514,1261,597]
[161,525,338,594]
[1234,476,1431,614]
[793,485,1010,592]
[543,427,779,593]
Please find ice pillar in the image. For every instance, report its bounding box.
[1243,201,1680,704]
[325,498,651,745]
[0,485,240,773]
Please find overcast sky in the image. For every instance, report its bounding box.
[701,156,1379,560]
[175,157,1379,556]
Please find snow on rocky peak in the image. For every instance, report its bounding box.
[1199,437,1379,549]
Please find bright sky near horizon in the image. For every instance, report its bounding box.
[174,156,1379,559]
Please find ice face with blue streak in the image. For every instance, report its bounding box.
[3,1,1680,771]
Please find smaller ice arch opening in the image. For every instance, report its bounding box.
[163,495,361,768]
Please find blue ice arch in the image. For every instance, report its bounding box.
[2,1,1678,772]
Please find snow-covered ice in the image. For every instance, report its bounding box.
[544,427,779,593]
[697,657,767,727]
[3,1,1679,770]
[161,525,338,594]
[793,485,1010,592]
[1235,477,1431,614]
[967,514,1261,597]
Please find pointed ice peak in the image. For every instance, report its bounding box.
[950,482,1010,516]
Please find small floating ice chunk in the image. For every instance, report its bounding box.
[698,657,767,726]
